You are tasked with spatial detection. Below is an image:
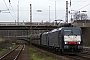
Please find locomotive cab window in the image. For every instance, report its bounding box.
[64,30,71,35]
[64,29,81,35]
[73,29,81,35]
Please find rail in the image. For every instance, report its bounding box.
[0,45,19,60]
[0,45,24,60]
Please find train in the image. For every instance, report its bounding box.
[32,27,83,54]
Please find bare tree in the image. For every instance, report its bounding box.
[73,11,80,20]
[80,13,88,20]
[73,11,88,20]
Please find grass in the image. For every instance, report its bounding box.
[29,47,35,51]
[0,49,7,54]
[29,46,38,53]
[46,57,56,60]
[28,46,57,60]
[31,54,43,60]
[29,46,42,60]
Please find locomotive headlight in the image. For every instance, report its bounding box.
[77,42,80,44]
[65,42,68,44]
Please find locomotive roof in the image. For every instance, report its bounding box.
[51,28,62,32]
[43,27,81,34]
[43,32,48,34]
[48,27,63,33]
[49,27,81,33]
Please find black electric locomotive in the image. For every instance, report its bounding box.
[32,27,83,54]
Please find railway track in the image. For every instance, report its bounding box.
[0,45,24,60]
[66,55,90,60]
[33,45,90,60]
[64,52,90,60]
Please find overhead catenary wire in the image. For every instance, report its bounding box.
[2,0,90,22]
[43,0,90,22]
[72,0,90,6]
[78,3,90,10]
[3,0,9,10]
[68,0,90,21]
[9,3,17,19]
[46,0,89,22]
[48,10,66,23]
[2,0,16,21]
[69,0,90,10]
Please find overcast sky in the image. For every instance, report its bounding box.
[0,0,90,22]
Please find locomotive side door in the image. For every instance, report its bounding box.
[58,30,62,49]
[46,34,49,46]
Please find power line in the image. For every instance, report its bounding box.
[9,12,16,20]
[73,0,90,2]
[3,0,9,10]
[9,3,17,19]
[2,0,16,21]
[69,0,90,10]
[47,0,90,22]
[50,10,65,22]
[78,3,90,10]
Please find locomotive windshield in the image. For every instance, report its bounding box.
[64,29,81,35]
